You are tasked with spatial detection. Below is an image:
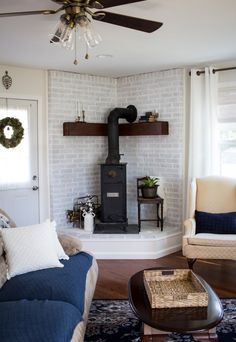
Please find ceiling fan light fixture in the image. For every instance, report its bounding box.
[50,12,101,51]
[76,15,89,27]
[61,27,74,49]
[82,20,102,48]
[49,15,74,48]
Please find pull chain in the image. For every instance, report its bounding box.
[85,43,89,60]
[74,27,79,65]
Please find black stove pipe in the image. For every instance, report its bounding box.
[105,105,137,164]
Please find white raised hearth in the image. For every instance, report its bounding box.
[58,224,182,259]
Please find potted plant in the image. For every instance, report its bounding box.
[141,176,159,198]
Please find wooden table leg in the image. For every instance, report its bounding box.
[160,200,163,231]
[143,334,218,342]
[156,203,159,227]
[142,335,170,342]
[142,335,153,342]
[143,324,218,341]
[138,202,141,232]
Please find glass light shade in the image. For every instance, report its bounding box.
[50,20,66,43]
[60,25,74,50]
[49,14,102,58]
[50,20,74,50]
[83,22,102,48]
[77,15,89,28]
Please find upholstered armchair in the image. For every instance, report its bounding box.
[183,176,236,268]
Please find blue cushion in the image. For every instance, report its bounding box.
[195,210,236,234]
[0,252,93,314]
[0,299,81,342]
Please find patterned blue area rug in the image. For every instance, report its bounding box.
[84,299,236,342]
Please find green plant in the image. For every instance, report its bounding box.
[142,176,159,188]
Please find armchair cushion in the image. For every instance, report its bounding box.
[188,233,236,247]
[195,210,236,234]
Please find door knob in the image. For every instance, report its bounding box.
[32,186,39,191]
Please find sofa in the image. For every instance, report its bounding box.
[0,213,98,342]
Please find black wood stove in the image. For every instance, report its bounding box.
[94,105,139,234]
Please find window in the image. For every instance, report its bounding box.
[217,84,236,177]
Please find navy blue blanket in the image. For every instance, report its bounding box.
[0,299,81,342]
[0,252,93,314]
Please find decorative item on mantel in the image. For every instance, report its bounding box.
[82,106,85,122]
[75,101,86,122]
[138,110,159,123]
[75,101,80,122]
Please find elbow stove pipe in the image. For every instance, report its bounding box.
[105,105,137,164]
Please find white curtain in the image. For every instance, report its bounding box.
[187,66,219,180]
[185,66,219,216]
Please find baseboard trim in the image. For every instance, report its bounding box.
[89,244,181,259]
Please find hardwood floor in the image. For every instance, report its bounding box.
[94,251,236,299]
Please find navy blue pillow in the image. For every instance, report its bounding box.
[195,210,236,234]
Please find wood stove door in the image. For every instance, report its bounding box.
[100,164,127,223]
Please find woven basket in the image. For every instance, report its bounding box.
[149,305,208,321]
[143,269,208,309]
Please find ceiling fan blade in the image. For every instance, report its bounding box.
[0,10,57,18]
[94,11,163,32]
[99,0,146,8]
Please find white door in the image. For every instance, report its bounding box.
[0,98,39,226]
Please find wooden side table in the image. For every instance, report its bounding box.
[137,178,164,232]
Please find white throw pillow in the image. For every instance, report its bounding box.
[1,222,64,278]
[49,220,69,260]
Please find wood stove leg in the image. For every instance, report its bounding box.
[156,204,159,227]
[138,202,141,232]
[160,200,164,231]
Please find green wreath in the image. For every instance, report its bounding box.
[0,117,24,149]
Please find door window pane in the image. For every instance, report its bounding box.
[0,103,30,189]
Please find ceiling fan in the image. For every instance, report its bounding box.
[0,0,163,32]
[0,0,163,64]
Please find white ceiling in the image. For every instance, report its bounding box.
[0,0,236,77]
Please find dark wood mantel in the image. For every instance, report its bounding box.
[63,121,169,136]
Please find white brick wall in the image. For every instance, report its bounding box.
[48,69,185,229]
[48,71,117,226]
[117,69,185,228]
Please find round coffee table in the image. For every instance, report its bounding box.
[128,268,223,342]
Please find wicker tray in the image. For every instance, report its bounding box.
[143,269,208,309]
[150,305,208,321]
